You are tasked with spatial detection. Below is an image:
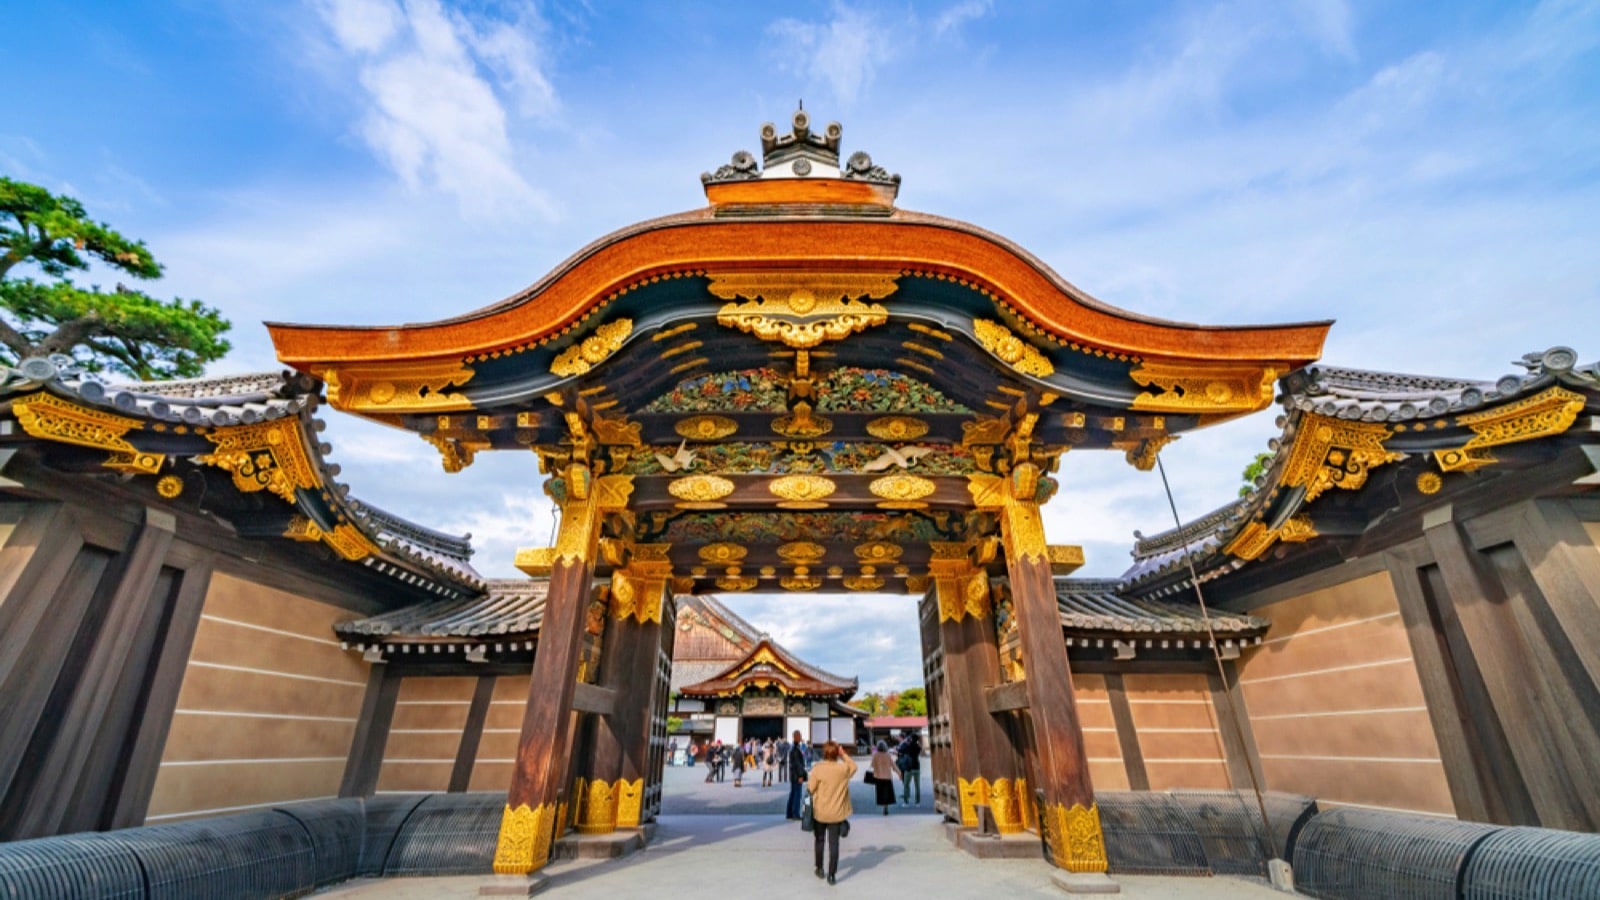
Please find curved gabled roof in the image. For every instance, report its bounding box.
[678,635,857,699]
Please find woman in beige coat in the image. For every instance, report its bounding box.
[805,740,858,885]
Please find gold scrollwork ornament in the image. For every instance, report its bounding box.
[551,319,633,377]
[865,415,929,441]
[869,473,936,509]
[675,415,738,440]
[768,474,835,509]
[973,319,1055,376]
[668,474,735,508]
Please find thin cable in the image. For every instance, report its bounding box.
[1155,454,1278,864]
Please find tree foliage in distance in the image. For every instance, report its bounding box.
[891,687,927,717]
[0,177,230,380]
[1239,451,1275,497]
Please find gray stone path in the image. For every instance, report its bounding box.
[317,765,1287,898]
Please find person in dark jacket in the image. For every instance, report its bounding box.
[896,733,922,806]
[785,730,809,819]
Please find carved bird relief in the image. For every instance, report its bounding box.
[655,440,698,473]
[860,445,934,472]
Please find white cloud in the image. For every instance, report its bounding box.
[313,0,554,217]
[767,5,898,107]
[932,0,993,38]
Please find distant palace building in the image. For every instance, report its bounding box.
[668,595,867,747]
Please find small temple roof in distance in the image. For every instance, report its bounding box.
[678,634,858,699]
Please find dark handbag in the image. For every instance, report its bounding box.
[863,771,877,785]
[801,794,815,832]
[840,819,851,838]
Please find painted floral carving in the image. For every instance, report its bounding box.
[814,368,971,413]
[664,511,944,545]
[643,368,788,412]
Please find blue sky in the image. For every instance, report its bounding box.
[6,1,1598,692]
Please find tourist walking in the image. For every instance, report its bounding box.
[704,739,719,783]
[896,733,922,806]
[731,739,746,787]
[806,740,858,885]
[868,740,898,815]
[776,735,791,782]
[785,730,808,819]
[762,738,777,787]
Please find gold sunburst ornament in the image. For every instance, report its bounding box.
[699,542,748,565]
[865,416,929,441]
[869,473,936,508]
[777,541,828,564]
[768,474,835,509]
[675,415,738,440]
[669,474,735,508]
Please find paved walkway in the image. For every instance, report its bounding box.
[317,765,1287,898]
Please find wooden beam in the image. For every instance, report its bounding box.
[571,682,618,717]
[450,675,496,793]
[339,667,401,798]
[984,679,1030,713]
[1104,674,1148,792]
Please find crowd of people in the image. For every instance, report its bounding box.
[679,730,926,885]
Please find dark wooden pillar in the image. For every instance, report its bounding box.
[991,466,1106,872]
[495,476,624,875]
[917,591,955,819]
[1422,505,1600,830]
[449,675,497,793]
[1205,663,1265,793]
[109,551,214,827]
[1105,674,1149,791]
[644,593,677,823]
[930,546,1021,833]
[341,664,402,798]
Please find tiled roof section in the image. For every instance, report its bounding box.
[1057,579,1268,636]
[679,636,858,698]
[1131,501,1247,561]
[335,578,547,639]
[0,355,484,597]
[2,356,317,426]
[1282,346,1600,423]
[672,594,763,661]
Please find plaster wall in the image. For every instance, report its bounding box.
[1122,673,1230,790]
[0,503,19,547]
[1586,521,1600,550]
[376,676,476,792]
[147,571,366,822]
[470,674,532,792]
[1071,674,1128,791]
[1237,571,1453,816]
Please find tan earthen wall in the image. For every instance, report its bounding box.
[1238,571,1453,816]
[1071,674,1128,790]
[1123,673,1231,790]
[148,571,367,822]
[376,676,476,792]
[1585,521,1600,551]
[470,675,532,792]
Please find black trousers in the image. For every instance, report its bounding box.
[813,820,843,876]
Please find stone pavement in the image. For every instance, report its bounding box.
[316,765,1288,898]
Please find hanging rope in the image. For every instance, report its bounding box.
[1154,453,1279,864]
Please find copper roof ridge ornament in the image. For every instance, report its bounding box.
[701,108,900,188]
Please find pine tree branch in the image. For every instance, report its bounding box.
[0,316,32,359]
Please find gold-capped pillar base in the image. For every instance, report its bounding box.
[1042,802,1109,873]
[615,778,645,828]
[493,802,557,875]
[576,778,618,835]
[956,776,1025,834]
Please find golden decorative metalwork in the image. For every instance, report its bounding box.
[853,541,904,564]
[768,474,835,509]
[155,475,184,499]
[615,779,644,828]
[1417,472,1442,495]
[777,541,827,564]
[551,319,633,376]
[960,414,1010,446]
[1282,415,1402,504]
[771,402,833,438]
[957,777,988,828]
[843,576,885,591]
[988,778,1024,835]
[421,432,484,473]
[904,575,931,595]
[515,474,631,574]
[669,474,735,508]
[1224,513,1314,562]
[1129,361,1276,415]
[699,542,749,564]
[1047,545,1086,574]
[675,415,738,440]
[716,575,759,591]
[282,517,377,562]
[865,415,929,441]
[1433,386,1586,472]
[10,392,164,474]
[1002,499,1049,566]
[1123,434,1178,471]
[709,271,899,349]
[576,778,618,834]
[1042,802,1108,873]
[973,319,1054,377]
[869,473,936,509]
[591,413,642,447]
[493,801,556,874]
[780,575,822,591]
[197,418,320,504]
[318,360,474,414]
[1278,514,1318,544]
